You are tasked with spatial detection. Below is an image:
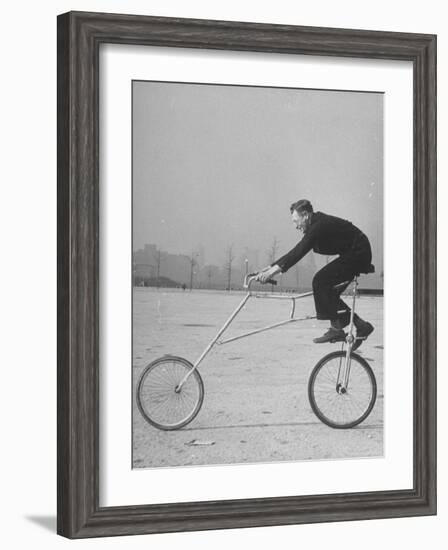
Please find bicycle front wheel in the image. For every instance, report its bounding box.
[137,355,204,430]
[308,351,377,429]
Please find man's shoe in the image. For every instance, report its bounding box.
[352,321,374,351]
[313,327,346,344]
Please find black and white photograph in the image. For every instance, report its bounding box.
[132,80,384,469]
[0,0,442,543]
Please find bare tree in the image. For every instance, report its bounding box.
[224,244,235,291]
[266,236,280,265]
[206,265,213,289]
[189,251,198,291]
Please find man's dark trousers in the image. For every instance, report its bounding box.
[312,239,372,326]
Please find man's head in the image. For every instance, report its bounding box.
[290,199,313,233]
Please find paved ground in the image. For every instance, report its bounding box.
[132,288,383,469]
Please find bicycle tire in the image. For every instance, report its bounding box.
[136,355,204,430]
[308,350,377,429]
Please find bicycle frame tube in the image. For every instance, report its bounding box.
[337,278,358,390]
[176,290,253,390]
[217,315,315,345]
[176,278,314,390]
[218,289,314,345]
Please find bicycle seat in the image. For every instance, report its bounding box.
[354,263,375,276]
[334,279,353,290]
[331,265,375,291]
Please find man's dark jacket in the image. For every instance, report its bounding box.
[271,211,373,274]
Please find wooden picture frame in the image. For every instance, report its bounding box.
[57,11,436,538]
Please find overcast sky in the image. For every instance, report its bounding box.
[133,81,383,273]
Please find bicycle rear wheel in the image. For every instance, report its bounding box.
[308,351,377,429]
[137,355,204,430]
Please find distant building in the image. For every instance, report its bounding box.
[133,243,157,267]
[133,244,198,286]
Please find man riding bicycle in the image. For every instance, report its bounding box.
[256,199,374,346]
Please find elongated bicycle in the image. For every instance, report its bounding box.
[136,273,377,430]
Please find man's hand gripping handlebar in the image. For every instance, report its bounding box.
[244,272,278,289]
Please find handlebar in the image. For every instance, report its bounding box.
[244,272,278,289]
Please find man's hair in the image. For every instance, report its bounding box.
[290,199,313,215]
